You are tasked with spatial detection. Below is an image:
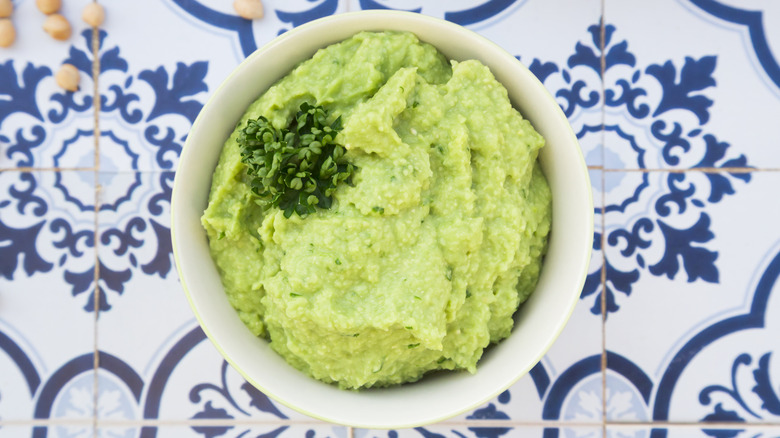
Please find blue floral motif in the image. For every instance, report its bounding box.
[138,61,208,124]
[48,33,95,124]
[699,353,780,428]
[96,29,207,170]
[188,361,287,437]
[0,61,51,129]
[0,29,198,313]
[1,32,95,169]
[526,22,751,315]
[689,0,780,90]
[93,26,203,309]
[0,178,53,279]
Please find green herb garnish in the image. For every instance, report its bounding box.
[407,343,420,349]
[237,102,356,218]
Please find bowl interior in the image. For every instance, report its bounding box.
[172,11,593,428]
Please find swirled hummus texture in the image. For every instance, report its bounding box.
[201,31,552,389]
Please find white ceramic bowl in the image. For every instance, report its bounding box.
[172,10,593,429]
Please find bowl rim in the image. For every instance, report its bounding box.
[172,9,593,428]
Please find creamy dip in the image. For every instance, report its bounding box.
[201,31,552,389]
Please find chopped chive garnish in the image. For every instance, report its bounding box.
[237,102,356,218]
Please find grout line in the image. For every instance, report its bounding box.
[91,13,102,438]
[598,3,608,436]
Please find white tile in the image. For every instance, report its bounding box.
[605,171,780,423]
[96,171,176,313]
[94,169,193,421]
[0,0,96,170]
[95,0,347,172]
[603,0,780,169]
[0,170,96,421]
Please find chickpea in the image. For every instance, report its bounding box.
[0,18,14,48]
[55,64,80,92]
[43,13,71,40]
[0,0,13,19]
[233,0,263,20]
[36,0,61,15]
[81,2,104,27]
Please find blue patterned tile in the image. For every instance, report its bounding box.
[95,169,185,417]
[96,171,175,314]
[96,299,310,424]
[0,170,96,421]
[92,168,227,421]
[604,0,780,170]
[0,0,96,170]
[604,171,780,423]
[95,0,347,173]
[588,166,753,318]
[92,168,311,422]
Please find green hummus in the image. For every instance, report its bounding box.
[201,31,552,389]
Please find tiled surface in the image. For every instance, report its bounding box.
[1,0,779,437]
